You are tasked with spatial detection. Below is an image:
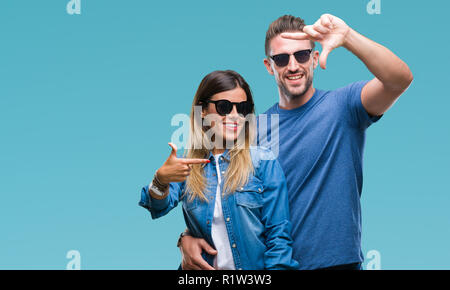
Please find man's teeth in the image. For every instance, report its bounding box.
[287,74,304,80]
[224,123,237,128]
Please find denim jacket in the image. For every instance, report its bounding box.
[139,146,299,270]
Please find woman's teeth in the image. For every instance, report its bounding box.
[224,123,237,129]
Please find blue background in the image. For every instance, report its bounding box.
[1,0,449,269]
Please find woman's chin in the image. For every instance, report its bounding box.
[222,137,237,146]
[223,134,245,147]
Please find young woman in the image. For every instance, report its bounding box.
[139,70,299,270]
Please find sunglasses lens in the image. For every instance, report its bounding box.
[237,102,253,116]
[294,50,311,63]
[272,54,290,67]
[215,100,233,116]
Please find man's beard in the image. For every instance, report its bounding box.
[279,73,313,100]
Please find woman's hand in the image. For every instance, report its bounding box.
[156,143,210,185]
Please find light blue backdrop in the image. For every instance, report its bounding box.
[1,0,448,269]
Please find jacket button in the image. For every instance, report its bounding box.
[232,243,236,248]
[226,217,230,222]
[258,188,262,192]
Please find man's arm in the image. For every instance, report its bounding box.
[281,14,413,116]
[343,28,413,116]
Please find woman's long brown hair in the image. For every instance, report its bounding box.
[185,70,256,201]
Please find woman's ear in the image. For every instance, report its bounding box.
[201,105,207,118]
[263,58,274,75]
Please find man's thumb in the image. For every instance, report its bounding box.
[319,47,331,70]
[200,239,217,255]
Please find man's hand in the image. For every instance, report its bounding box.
[281,13,413,116]
[179,235,217,270]
[281,14,350,70]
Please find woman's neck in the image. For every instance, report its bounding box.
[212,148,225,155]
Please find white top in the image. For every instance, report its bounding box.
[211,154,236,270]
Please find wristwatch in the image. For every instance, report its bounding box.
[149,181,166,197]
[148,172,169,199]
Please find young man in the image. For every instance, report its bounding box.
[178,14,413,270]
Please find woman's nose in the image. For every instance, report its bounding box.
[228,104,240,119]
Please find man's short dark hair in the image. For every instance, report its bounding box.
[265,15,315,57]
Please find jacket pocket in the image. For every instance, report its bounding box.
[235,182,264,208]
[183,196,199,211]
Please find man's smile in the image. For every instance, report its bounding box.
[285,72,305,84]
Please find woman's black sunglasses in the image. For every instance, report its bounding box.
[203,100,254,116]
[270,49,313,67]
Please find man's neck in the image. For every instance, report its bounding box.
[278,86,316,110]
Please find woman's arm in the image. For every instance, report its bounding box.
[139,142,210,219]
[139,180,184,219]
[258,150,300,270]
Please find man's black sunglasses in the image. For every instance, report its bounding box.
[270,49,313,67]
[202,100,254,116]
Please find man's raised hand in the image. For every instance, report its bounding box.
[281,14,351,70]
[156,143,210,185]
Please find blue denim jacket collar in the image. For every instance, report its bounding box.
[204,149,231,166]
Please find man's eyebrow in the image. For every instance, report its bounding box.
[272,48,313,55]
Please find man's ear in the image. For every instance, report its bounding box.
[263,58,274,75]
[312,50,320,69]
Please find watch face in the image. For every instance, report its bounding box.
[150,183,165,196]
